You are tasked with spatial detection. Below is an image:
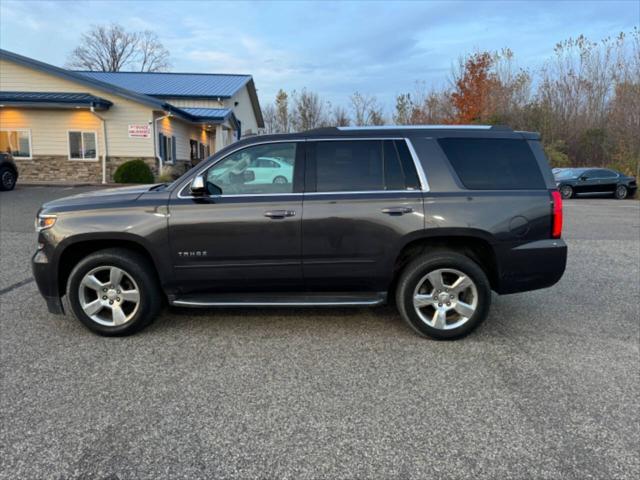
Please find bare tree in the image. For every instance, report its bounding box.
[291,89,326,131]
[138,31,171,72]
[350,92,385,126]
[262,104,278,134]
[275,89,290,133]
[331,105,351,126]
[67,23,171,72]
[393,93,413,125]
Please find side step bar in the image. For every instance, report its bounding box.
[170,292,387,308]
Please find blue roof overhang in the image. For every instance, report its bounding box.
[0,92,113,110]
[179,107,239,129]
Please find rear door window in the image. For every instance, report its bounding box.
[593,169,617,179]
[314,141,383,192]
[438,138,545,190]
[313,140,420,192]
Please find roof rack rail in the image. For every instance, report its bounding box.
[303,127,339,134]
[335,125,497,131]
[303,125,515,133]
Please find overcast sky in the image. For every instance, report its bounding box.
[1,0,638,109]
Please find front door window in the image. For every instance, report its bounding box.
[206,143,297,195]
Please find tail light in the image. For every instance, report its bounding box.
[551,190,563,238]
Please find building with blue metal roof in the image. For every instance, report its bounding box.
[0,49,264,184]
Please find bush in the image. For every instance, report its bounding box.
[113,160,154,184]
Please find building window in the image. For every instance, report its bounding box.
[190,139,198,161]
[159,133,176,164]
[68,131,98,160]
[0,129,32,159]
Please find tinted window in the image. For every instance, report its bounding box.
[394,140,421,189]
[592,169,617,178]
[384,140,405,190]
[315,141,383,192]
[314,140,420,192]
[206,143,296,195]
[438,138,545,190]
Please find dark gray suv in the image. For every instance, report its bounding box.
[32,125,567,339]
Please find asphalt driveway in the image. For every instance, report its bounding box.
[1,186,639,479]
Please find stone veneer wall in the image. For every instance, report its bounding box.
[16,156,160,183]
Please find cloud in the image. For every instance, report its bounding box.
[1,0,637,108]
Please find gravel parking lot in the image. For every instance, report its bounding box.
[1,186,639,479]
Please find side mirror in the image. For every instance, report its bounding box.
[190,175,206,195]
[243,170,255,182]
[579,175,587,181]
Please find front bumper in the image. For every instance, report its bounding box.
[32,249,64,315]
[495,239,568,295]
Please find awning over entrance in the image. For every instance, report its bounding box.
[180,107,240,134]
[181,107,236,123]
[0,92,112,110]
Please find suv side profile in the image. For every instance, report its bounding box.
[32,126,567,339]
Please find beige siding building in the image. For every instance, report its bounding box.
[0,49,264,183]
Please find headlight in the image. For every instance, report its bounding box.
[35,214,57,232]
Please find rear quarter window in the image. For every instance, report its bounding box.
[438,138,546,190]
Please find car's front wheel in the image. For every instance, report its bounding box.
[396,251,491,340]
[0,167,17,191]
[66,248,162,336]
[614,185,628,200]
[559,185,573,199]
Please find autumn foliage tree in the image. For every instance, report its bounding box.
[449,52,498,124]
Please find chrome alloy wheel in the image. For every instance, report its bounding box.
[78,266,140,327]
[560,185,573,199]
[412,268,478,330]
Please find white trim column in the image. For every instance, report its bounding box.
[214,125,225,152]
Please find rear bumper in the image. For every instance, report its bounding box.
[495,239,567,294]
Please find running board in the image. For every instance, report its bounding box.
[170,292,387,308]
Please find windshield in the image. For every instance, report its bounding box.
[555,169,583,179]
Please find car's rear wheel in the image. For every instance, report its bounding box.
[67,248,162,336]
[0,167,17,191]
[614,185,628,200]
[559,185,573,199]
[396,251,491,339]
[273,175,288,184]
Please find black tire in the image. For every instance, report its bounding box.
[0,167,17,191]
[66,248,162,336]
[273,175,288,184]
[559,185,573,199]
[395,251,492,340]
[614,185,628,200]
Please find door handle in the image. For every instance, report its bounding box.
[381,207,414,215]
[264,210,296,219]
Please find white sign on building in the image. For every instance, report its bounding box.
[128,124,151,138]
